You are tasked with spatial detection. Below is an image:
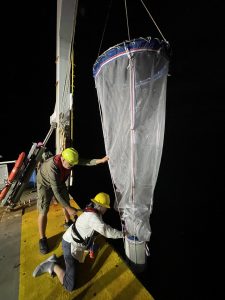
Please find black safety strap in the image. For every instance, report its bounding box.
[71,223,85,244]
[71,205,98,245]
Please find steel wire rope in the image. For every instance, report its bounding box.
[97,0,113,57]
[139,0,168,43]
[124,0,130,41]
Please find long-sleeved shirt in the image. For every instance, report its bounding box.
[63,211,123,261]
[63,211,123,243]
[63,212,123,262]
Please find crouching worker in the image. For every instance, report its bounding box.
[33,192,124,292]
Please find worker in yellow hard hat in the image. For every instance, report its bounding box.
[36,147,109,255]
[61,147,79,166]
[33,192,124,292]
[91,192,110,208]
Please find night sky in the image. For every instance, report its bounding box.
[1,1,224,299]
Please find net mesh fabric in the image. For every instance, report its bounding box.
[94,38,169,241]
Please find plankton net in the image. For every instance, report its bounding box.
[93,37,170,243]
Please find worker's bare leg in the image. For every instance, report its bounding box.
[38,213,49,254]
[53,264,65,285]
[38,213,47,238]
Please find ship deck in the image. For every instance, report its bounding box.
[0,188,154,300]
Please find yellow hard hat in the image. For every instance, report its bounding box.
[61,148,79,166]
[91,192,110,208]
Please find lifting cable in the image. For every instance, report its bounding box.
[97,0,113,57]
[125,0,168,43]
[124,0,130,41]
[98,0,168,57]
[139,0,168,43]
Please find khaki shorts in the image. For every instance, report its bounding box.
[37,183,54,214]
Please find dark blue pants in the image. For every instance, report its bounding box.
[62,239,78,291]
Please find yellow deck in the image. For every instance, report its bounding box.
[19,196,154,300]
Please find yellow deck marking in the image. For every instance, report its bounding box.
[19,199,154,300]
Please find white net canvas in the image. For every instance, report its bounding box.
[93,37,169,241]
